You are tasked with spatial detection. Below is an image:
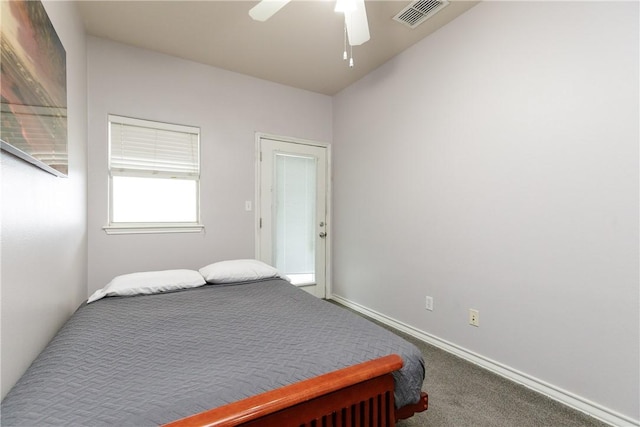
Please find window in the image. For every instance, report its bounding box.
[105,115,203,234]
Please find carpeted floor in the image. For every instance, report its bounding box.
[330,300,609,427]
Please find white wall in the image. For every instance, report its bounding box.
[332,1,639,424]
[86,37,332,294]
[1,1,87,398]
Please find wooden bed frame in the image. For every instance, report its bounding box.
[165,354,428,427]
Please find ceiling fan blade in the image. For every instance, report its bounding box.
[249,0,292,22]
[345,0,370,46]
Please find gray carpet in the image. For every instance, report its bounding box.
[329,300,609,427]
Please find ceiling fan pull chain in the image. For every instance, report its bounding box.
[343,21,348,60]
[349,44,354,68]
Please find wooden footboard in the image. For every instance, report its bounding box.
[164,354,427,427]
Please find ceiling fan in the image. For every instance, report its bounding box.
[249,0,370,47]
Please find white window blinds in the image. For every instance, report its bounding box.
[109,115,200,179]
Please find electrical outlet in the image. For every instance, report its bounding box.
[425,296,433,311]
[469,309,479,327]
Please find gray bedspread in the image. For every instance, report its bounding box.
[1,279,425,426]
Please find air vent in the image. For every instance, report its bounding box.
[393,0,450,29]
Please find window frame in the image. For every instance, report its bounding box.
[103,115,204,235]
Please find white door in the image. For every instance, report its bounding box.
[257,136,329,298]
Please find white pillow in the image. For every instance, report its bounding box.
[199,259,289,284]
[87,269,206,303]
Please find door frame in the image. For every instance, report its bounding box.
[254,132,332,298]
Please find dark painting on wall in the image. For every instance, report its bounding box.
[1,0,68,177]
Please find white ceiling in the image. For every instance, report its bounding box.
[78,1,478,95]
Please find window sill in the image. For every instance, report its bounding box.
[103,224,205,235]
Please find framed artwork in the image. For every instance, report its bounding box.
[1,0,68,177]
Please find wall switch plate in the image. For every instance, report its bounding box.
[469,309,479,327]
[425,296,433,311]
[245,201,252,211]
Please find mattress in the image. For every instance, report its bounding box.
[1,279,425,426]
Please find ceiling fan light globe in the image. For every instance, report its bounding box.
[335,0,356,14]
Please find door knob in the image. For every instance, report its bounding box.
[319,232,327,238]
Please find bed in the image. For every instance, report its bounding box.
[1,263,428,426]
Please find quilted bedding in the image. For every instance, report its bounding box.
[1,279,425,426]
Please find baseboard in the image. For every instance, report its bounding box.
[330,294,639,427]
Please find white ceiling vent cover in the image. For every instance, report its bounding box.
[393,0,450,29]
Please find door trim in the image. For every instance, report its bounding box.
[254,132,332,298]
